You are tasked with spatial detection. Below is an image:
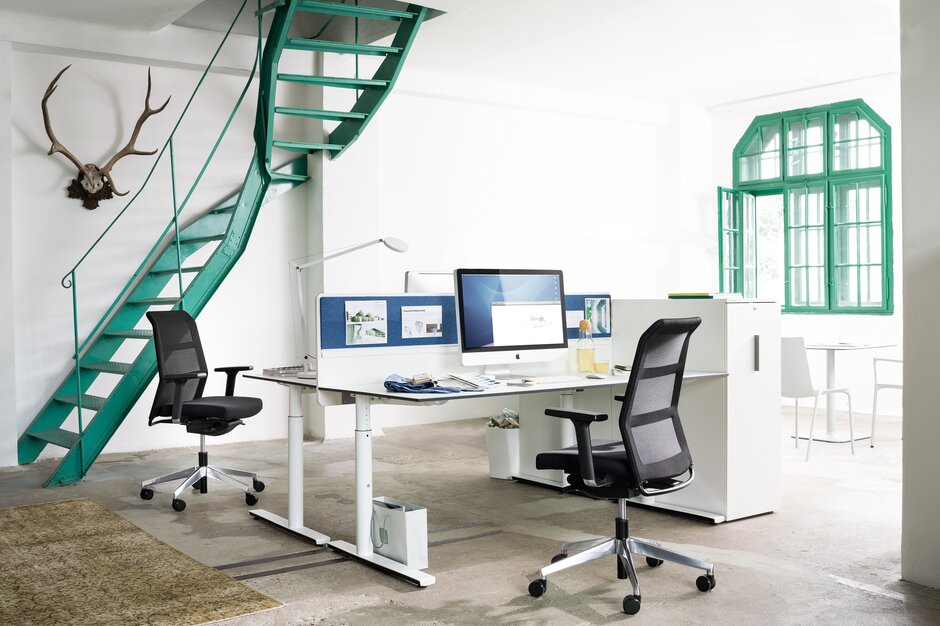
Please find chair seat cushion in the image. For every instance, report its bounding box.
[156,395,263,420]
[536,439,633,477]
[183,395,262,420]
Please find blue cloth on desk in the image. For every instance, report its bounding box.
[384,374,481,394]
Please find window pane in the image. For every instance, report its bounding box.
[790,268,806,306]
[863,266,883,306]
[790,229,805,265]
[787,118,824,176]
[762,126,780,151]
[761,151,781,179]
[834,224,857,264]
[833,112,882,171]
[836,266,858,307]
[739,155,759,182]
[808,227,824,265]
[808,267,826,306]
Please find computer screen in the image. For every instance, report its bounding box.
[454,269,567,368]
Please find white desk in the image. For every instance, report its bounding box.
[804,342,894,443]
[243,373,330,545]
[258,372,722,587]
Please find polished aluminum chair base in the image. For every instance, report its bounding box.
[530,499,715,614]
[140,435,261,511]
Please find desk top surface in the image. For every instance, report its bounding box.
[805,341,895,351]
[246,370,726,403]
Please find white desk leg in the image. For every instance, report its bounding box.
[328,394,435,587]
[250,385,330,544]
[355,393,373,557]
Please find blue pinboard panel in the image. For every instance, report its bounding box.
[565,294,612,339]
[319,295,458,350]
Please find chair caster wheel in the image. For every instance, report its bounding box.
[171,498,186,512]
[623,594,641,615]
[528,579,547,598]
[696,574,716,591]
[245,492,258,506]
[550,553,566,564]
[252,479,265,492]
[646,557,663,568]
[140,488,154,500]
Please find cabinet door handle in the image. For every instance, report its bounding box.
[754,334,760,372]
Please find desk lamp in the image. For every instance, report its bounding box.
[291,236,409,377]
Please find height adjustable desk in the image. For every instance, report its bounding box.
[250,293,776,588]
[316,372,724,587]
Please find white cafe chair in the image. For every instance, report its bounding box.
[781,337,855,461]
[871,357,903,447]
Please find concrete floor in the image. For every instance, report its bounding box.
[2,409,938,625]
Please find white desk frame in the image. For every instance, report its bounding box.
[243,374,330,545]
[317,372,725,587]
[804,342,893,443]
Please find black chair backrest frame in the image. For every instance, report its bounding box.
[147,310,209,425]
[618,317,701,488]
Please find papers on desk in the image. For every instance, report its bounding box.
[262,365,304,377]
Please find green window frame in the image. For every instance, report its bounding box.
[721,99,893,314]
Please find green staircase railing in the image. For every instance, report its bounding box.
[17,0,428,487]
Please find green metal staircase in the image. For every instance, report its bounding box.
[17,0,428,487]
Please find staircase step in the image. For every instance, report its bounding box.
[275,106,368,121]
[270,172,311,183]
[285,38,402,56]
[277,74,389,90]
[55,394,108,412]
[150,266,204,277]
[102,328,154,339]
[178,234,225,245]
[82,361,133,375]
[29,427,80,450]
[272,140,346,154]
[127,297,180,306]
[297,0,417,21]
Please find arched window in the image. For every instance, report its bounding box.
[720,99,893,314]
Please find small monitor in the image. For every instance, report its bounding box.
[404,271,454,294]
[454,268,568,370]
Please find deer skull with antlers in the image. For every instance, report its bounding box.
[41,65,170,210]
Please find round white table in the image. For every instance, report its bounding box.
[803,341,895,443]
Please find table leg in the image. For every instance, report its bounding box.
[825,349,837,435]
[796,348,868,444]
[250,385,330,544]
[327,394,435,587]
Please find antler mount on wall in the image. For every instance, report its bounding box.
[41,65,171,210]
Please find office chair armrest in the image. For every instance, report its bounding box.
[215,365,253,396]
[162,371,207,423]
[544,407,611,488]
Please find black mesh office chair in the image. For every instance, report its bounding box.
[527,317,715,615]
[139,310,265,512]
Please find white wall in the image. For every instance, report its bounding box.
[710,75,904,418]
[900,0,940,590]
[309,51,716,435]
[1,9,310,467]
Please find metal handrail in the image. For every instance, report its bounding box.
[62,0,256,359]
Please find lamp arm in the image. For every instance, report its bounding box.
[293,238,384,271]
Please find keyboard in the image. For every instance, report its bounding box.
[524,375,582,384]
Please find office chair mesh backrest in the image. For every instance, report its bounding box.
[147,310,208,424]
[619,317,700,486]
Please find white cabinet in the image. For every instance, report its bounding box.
[516,299,781,523]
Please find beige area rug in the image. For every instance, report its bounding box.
[0,498,280,625]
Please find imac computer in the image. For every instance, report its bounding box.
[454,268,568,373]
